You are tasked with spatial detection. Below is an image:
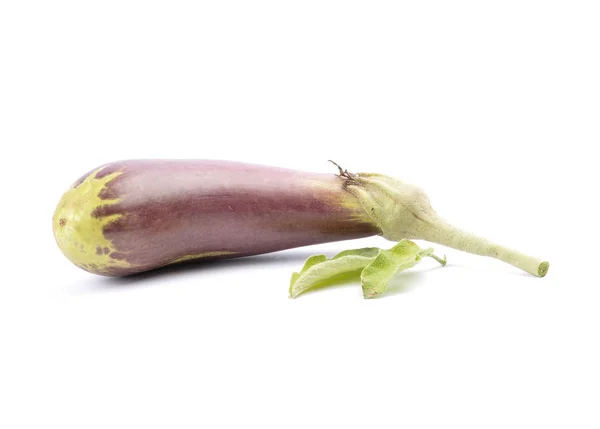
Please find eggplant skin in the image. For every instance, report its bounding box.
[53,160,380,276]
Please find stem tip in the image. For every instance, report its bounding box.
[538,261,550,277]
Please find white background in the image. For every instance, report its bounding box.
[1,1,599,428]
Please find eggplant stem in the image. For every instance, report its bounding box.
[328,160,357,181]
[423,218,549,277]
[428,253,447,267]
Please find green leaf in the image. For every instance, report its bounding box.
[289,248,380,298]
[361,240,445,299]
[289,240,446,299]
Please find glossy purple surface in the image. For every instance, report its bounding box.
[75,160,379,275]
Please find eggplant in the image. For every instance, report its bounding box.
[54,159,548,278]
[52,160,380,276]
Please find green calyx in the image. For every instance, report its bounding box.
[329,161,549,278]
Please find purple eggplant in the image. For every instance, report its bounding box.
[54,159,549,279]
[52,160,380,276]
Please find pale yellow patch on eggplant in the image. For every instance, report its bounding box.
[52,167,130,275]
[169,251,236,265]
